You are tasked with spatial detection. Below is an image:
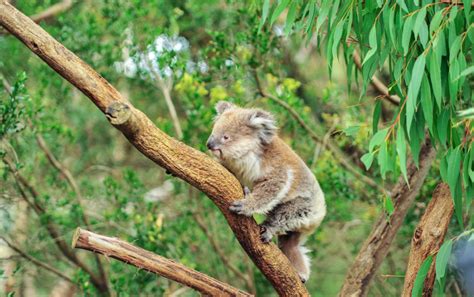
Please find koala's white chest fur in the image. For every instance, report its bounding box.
[223,151,262,187]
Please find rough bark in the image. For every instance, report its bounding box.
[0,2,308,295]
[339,137,436,296]
[72,228,252,296]
[402,183,453,297]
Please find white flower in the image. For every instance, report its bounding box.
[225,59,234,67]
[198,61,208,73]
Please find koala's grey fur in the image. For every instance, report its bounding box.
[206,101,326,282]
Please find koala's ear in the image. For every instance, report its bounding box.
[248,109,277,145]
[215,101,235,115]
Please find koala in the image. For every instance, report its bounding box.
[206,101,326,282]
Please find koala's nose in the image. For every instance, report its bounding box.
[206,136,217,150]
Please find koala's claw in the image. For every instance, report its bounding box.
[259,225,273,243]
[243,186,251,196]
[229,200,251,216]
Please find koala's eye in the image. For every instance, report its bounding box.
[223,135,230,141]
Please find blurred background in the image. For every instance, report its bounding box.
[0,0,468,296]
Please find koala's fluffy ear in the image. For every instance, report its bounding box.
[215,101,235,115]
[248,109,277,145]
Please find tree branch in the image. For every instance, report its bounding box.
[352,51,400,106]
[402,183,453,296]
[339,136,435,296]
[30,0,74,23]
[0,236,75,284]
[34,133,109,292]
[0,2,308,295]
[72,228,252,296]
[2,157,109,294]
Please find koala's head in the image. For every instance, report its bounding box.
[206,101,277,160]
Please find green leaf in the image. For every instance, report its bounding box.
[342,125,360,137]
[258,0,271,32]
[402,16,414,55]
[384,196,394,216]
[331,21,345,60]
[457,65,474,80]
[270,0,290,25]
[362,26,378,65]
[373,100,382,133]
[397,0,409,12]
[448,147,461,192]
[407,54,426,133]
[378,142,389,179]
[361,152,375,170]
[413,7,427,39]
[412,256,433,297]
[369,128,389,152]
[428,52,442,109]
[429,9,444,36]
[284,1,297,35]
[420,76,433,132]
[396,127,408,185]
[435,239,453,285]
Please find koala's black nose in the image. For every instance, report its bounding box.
[206,136,216,150]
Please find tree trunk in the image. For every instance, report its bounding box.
[72,228,252,296]
[339,137,436,296]
[402,183,453,296]
[0,2,308,295]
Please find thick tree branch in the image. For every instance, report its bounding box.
[0,2,308,295]
[352,51,400,106]
[402,183,453,296]
[339,137,436,296]
[72,228,252,296]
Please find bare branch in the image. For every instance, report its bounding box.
[339,136,435,296]
[30,0,74,23]
[1,236,75,284]
[72,228,252,296]
[402,183,453,296]
[1,157,109,294]
[0,3,308,295]
[352,51,400,106]
[34,133,109,291]
[193,211,255,293]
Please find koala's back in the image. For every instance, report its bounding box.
[261,137,324,203]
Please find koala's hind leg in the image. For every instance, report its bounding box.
[259,197,315,243]
[278,232,310,283]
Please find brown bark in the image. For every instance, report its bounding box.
[402,183,453,297]
[352,51,400,106]
[29,0,73,23]
[0,2,308,295]
[339,137,436,296]
[72,228,252,296]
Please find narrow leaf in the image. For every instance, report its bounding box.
[412,256,433,297]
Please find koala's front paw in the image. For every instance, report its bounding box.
[243,186,251,196]
[259,225,273,243]
[229,200,253,216]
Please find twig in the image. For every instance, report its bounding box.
[253,70,389,196]
[1,157,109,294]
[29,0,74,23]
[352,51,400,106]
[193,211,255,293]
[34,133,109,291]
[145,58,183,139]
[72,228,253,297]
[0,236,75,284]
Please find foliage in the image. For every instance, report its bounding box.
[0,0,471,296]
